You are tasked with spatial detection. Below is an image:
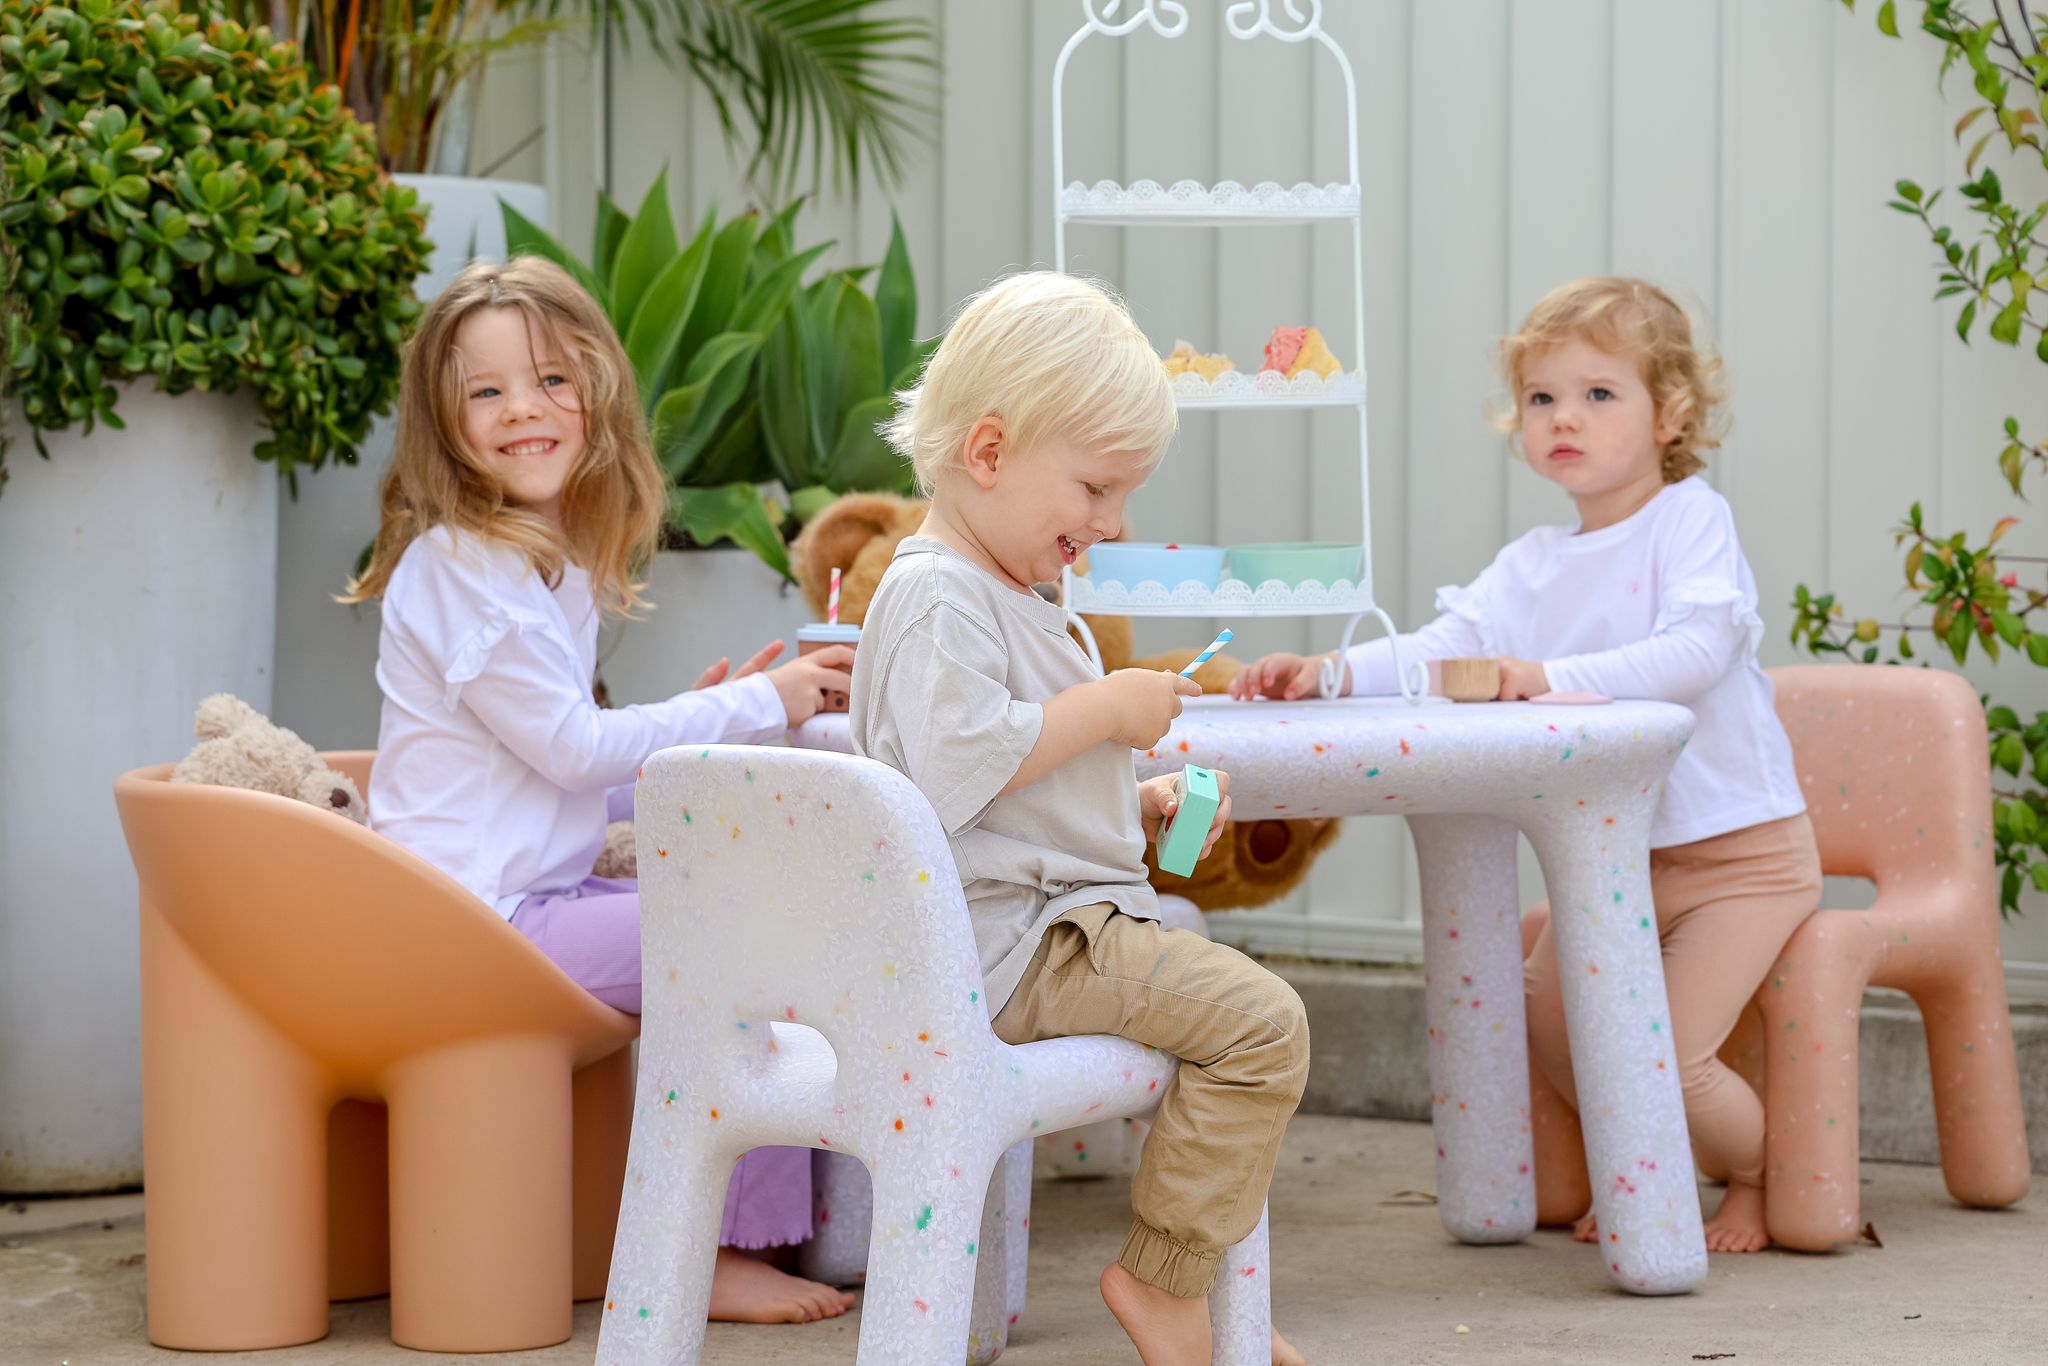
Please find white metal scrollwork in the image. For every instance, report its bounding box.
[1078,0,1189,39]
[1223,0,1323,42]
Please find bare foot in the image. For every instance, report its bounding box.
[1273,1324,1309,1365]
[1572,1211,1599,1244]
[1703,1182,1772,1253]
[707,1247,855,1324]
[1099,1261,1212,1364]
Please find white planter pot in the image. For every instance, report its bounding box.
[392,174,548,299]
[598,548,817,708]
[270,177,547,750]
[0,385,274,1192]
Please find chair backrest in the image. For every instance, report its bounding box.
[1768,665,1995,891]
[633,745,995,1063]
[114,761,631,1076]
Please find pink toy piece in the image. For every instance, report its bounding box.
[1260,325,1306,374]
[1530,690,1611,705]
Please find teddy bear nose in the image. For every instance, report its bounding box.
[330,788,351,809]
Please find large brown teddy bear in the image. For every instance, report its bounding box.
[789,492,1337,912]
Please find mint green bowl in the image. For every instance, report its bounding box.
[1225,542,1364,587]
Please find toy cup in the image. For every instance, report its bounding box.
[1431,657,1501,703]
[797,623,860,713]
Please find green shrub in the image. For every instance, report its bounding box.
[0,0,431,489]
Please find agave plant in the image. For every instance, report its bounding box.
[757,207,932,525]
[500,172,926,578]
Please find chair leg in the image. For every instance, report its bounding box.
[1755,954,1864,1252]
[384,1036,575,1351]
[140,903,332,1350]
[1212,1204,1274,1366]
[597,1129,735,1366]
[1003,1139,1032,1327]
[572,1046,637,1301]
[800,1149,875,1286]
[858,1142,1002,1364]
[965,1164,1011,1366]
[326,1099,391,1301]
[1913,972,2033,1209]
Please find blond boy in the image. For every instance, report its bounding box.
[851,272,1311,1365]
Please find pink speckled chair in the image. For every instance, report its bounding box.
[1725,665,2029,1248]
[1530,666,2031,1250]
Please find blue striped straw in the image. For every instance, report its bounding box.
[1179,628,1233,677]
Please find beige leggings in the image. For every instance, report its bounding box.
[1524,813,1821,1189]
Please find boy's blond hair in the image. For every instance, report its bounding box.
[1496,276,1728,483]
[342,256,666,618]
[882,271,1176,492]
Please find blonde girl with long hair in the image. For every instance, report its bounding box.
[347,255,855,1322]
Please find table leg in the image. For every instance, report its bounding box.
[1406,814,1535,1245]
[1524,809,1707,1294]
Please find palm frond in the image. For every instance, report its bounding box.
[553,0,937,203]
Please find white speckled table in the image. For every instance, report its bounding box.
[792,694,1707,1294]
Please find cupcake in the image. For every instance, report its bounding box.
[1259,325,1342,379]
[1164,340,1237,382]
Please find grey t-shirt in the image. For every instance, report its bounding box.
[849,536,1159,1016]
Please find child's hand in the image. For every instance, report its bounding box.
[1098,668,1201,749]
[691,639,786,690]
[1496,657,1550,701]
[1229,651,1343,701]
[1140,768,1233,859]
[767,646,855,725]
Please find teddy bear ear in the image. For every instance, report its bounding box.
[791,493,925,619]
[192,693,259,739]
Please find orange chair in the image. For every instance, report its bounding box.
[1528,666,2031,1250]
[114,753,638,1351]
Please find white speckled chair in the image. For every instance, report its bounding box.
[597,745,1271,1366]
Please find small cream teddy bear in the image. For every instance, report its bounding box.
[593,821,637,879]
[171,693,366,823]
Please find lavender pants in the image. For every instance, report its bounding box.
[512,875,812,1249]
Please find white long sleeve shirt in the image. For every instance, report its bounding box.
[1344,477,1804,848]
[369,526,788,915]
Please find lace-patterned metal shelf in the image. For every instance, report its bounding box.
[1051,0,1421,699]
[1059,178,1360,227]
[1169,368,1365,409]
[1067,574,1377,619]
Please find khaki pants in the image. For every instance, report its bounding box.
[1525,813,1822,1189]
[992,904,1310,1297]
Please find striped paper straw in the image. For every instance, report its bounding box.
[1179,628,1233,677]
[827,567,841,625]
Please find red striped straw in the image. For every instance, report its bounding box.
[827,567,841,626]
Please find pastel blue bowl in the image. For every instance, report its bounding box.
[1225,542,1364,588]
[1083,541,1225,589]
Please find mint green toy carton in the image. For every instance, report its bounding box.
[1155,764,1220,878]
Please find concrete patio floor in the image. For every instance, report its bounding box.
[3,1115,2041,1365]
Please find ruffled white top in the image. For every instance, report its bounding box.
[1344,477,1804,847]
[369,526,787,915]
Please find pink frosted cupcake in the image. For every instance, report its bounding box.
[1260,325,1307,374]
